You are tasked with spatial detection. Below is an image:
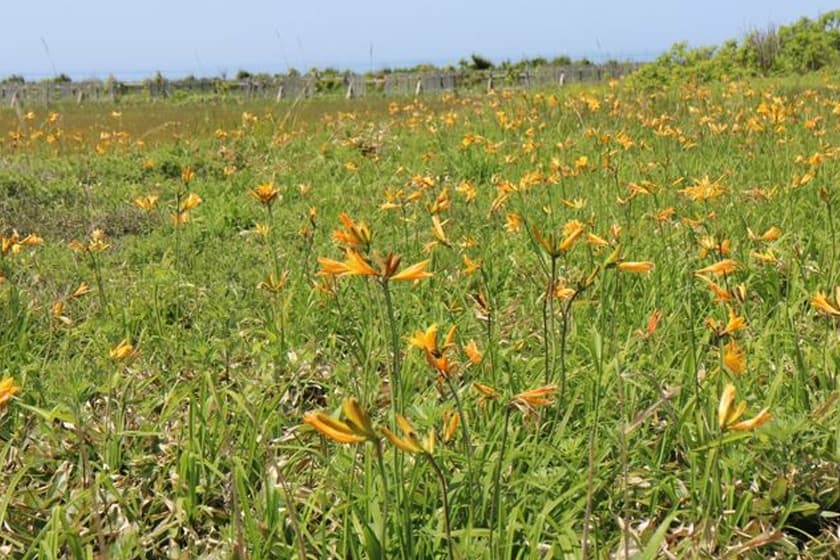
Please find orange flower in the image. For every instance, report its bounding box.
[718,383,744,428]
[554,283,576,300]
[586,232,610,248]
[721,308,747,336]
[344,250,379,277]
[747,226,781,242]
[509,385,557,412]
[408,324,442,354]
[302,397,377,444]
[505,213,523,233]
[172,211,191,226]
[635,310,662,339]
[559,220,585,252]
[431,215,450,246]
[442,409,460,443]
[408,324,457,375]
[254,223,270,237]
[317,255,351,276]
[88,229,110,253]
[697,274,733,302]
[729,408,772,431]
[462,255,482,275]
[533,220,585,257]
[473,382,501,401]
[20,233,44,247]
[134,194,159,211]
[250,182,280,207]
[383,414,435,455]
[811,292,840,317]
[0,377,21,410]
[51,301,72,325]
[463,340,483,365]
[69,230,108,253]
[616,261,654,273]
[723,340,746,374]
[389,258,433,282]
[340,397,378,441]
[181,166,195,185]
[332,213,372,249]
[697,236,731,258]
[318,251,432,283]
[303,412,367,444]
[680,175,725,201]
[718,383,771,431]
[72,282,92,299]
[258,271,288,293]
[180,193,203,211]
[109,339,138,362]
[695,259,738,276]
[750,250,778,265]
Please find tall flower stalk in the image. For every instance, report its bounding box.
[303,398,391,554]
[384,414,454,560]
[69,229,111,316]
[251,181,288,352]
[474,382,556,556]
[318,239,433,414]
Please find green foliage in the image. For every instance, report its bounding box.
[1,74,25,85]
[43,73,72,84]
[469,53,495,70]
[628,10,840,88]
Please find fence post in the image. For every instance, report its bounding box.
[415,78,423,96]
[346,78,354,99]
[276,84,284,101]
[487,74,494,93]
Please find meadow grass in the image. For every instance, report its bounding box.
[1,77,839,559]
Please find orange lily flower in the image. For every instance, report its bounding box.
[332,213,372,249]
[302,397,377,444]
[718,383,771,431]
[0,377,21,410]
[509,385,557,412]
[442,409,460,443]
[134,194,159,211]
[180,193,203,211]
[383,415,435,455]
[250,182,280,207]
[463,340,483,365]
[473,382,502,403]
[110,339,138,362]
[723,340,746,374]
[697,274,733,302]
[812,292,840,316]
[616,261,654,273]
[695,259,738,276]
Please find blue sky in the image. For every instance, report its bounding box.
[2,1,837,81]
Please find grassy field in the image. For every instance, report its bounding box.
[1,77,839,559]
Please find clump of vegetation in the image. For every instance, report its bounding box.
[629,10,840,87]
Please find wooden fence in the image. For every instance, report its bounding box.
[1,63,638,107]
